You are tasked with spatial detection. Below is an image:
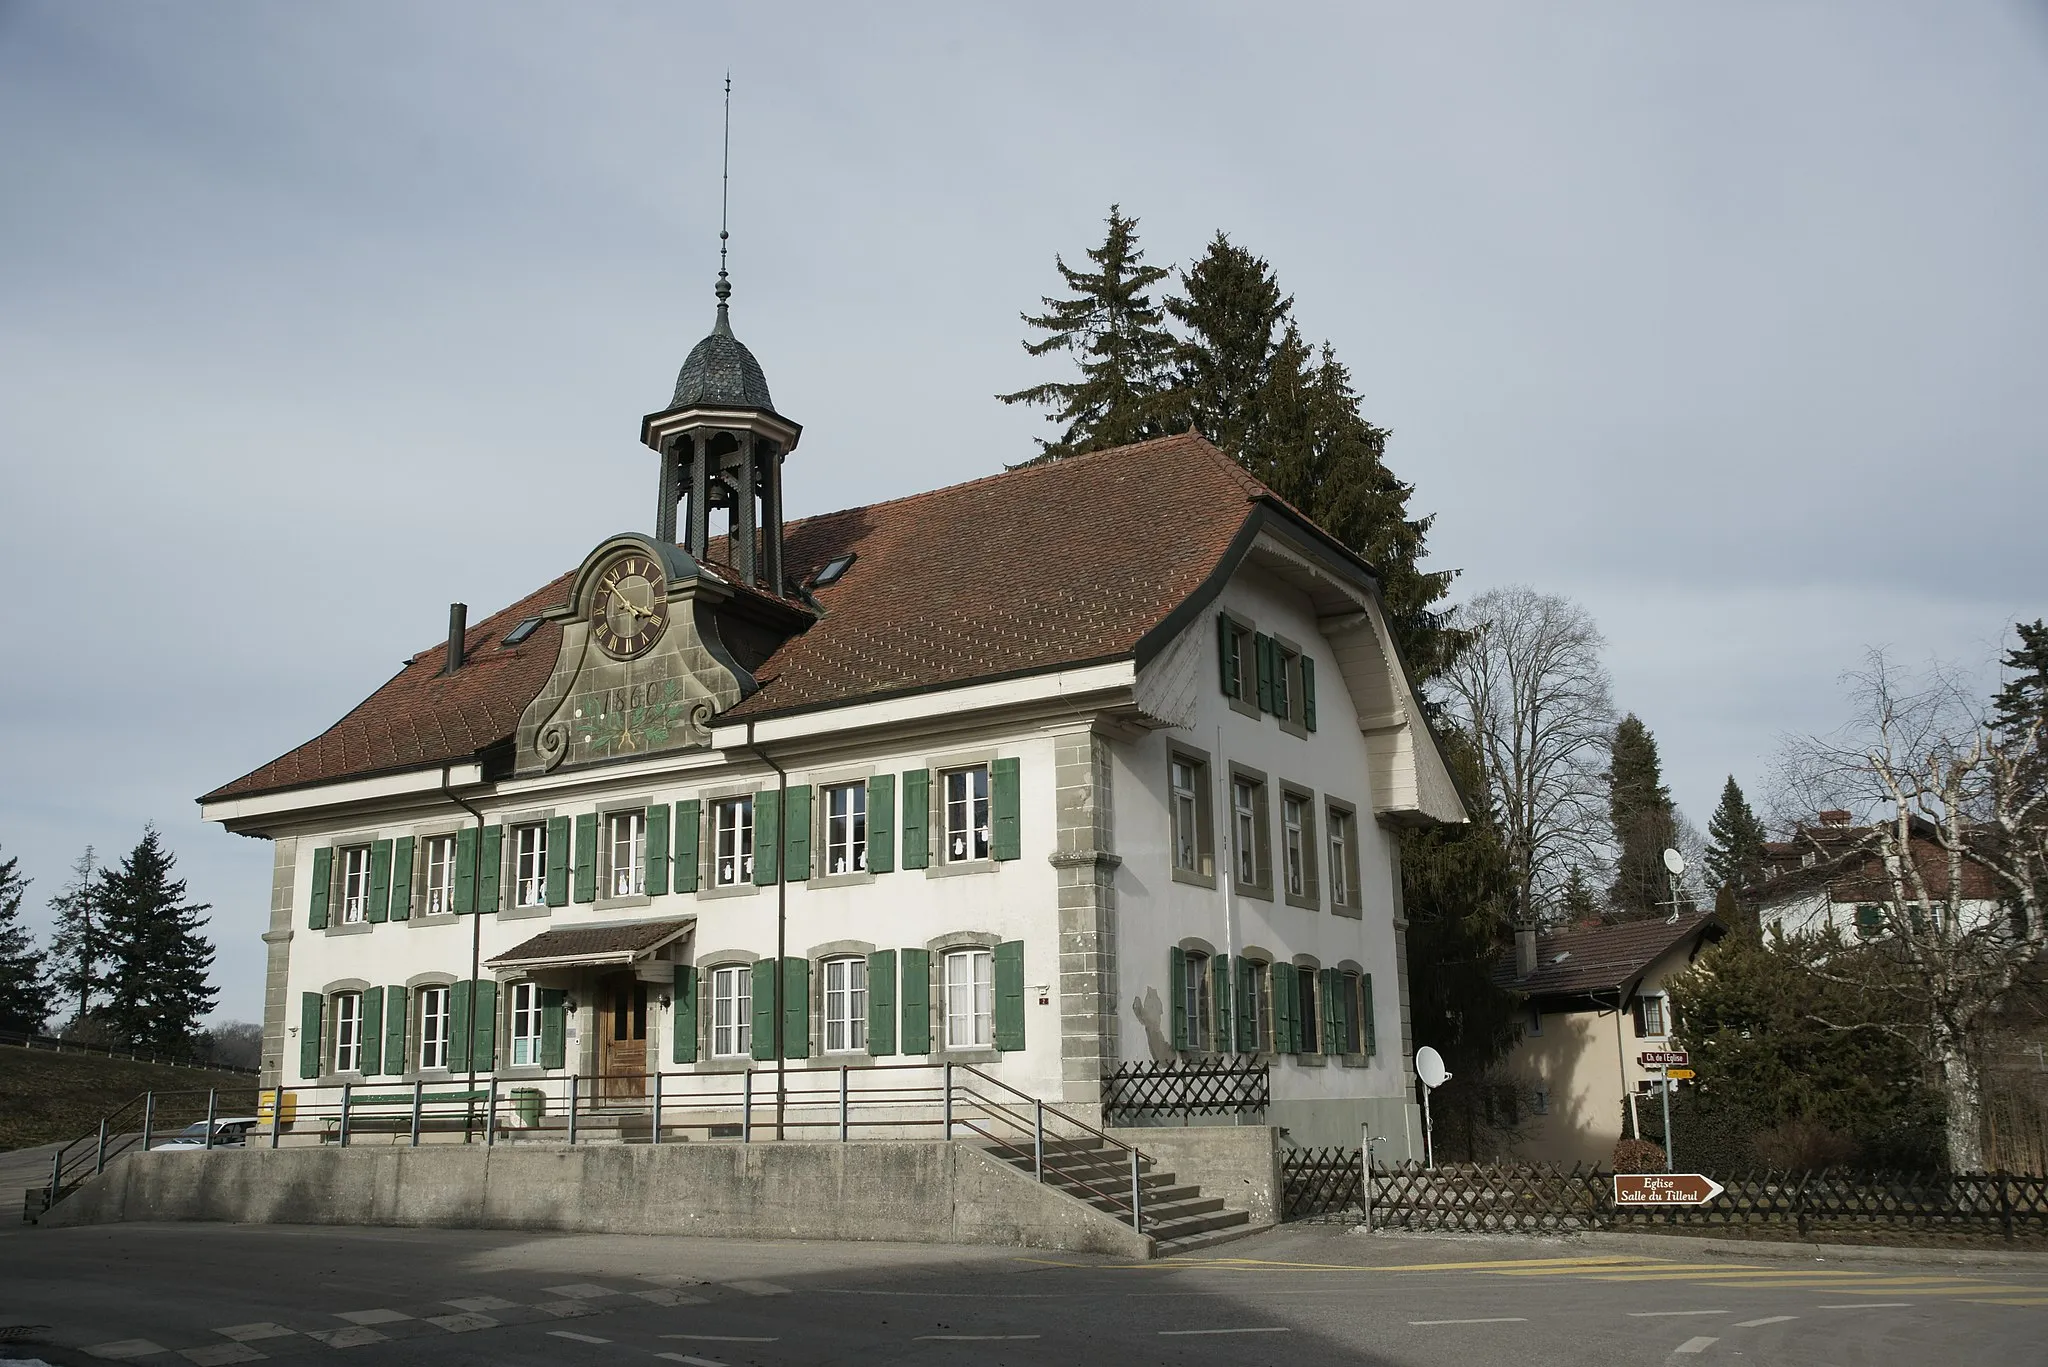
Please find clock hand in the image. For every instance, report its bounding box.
[611,589,657,620]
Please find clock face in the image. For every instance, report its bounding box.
[588,552,670,660]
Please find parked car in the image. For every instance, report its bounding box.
[152,1117,260,1150]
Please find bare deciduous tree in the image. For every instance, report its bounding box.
[1438,586,1616,922]
[1776,651,2047,1171]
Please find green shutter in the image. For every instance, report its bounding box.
[361,986,385,1075]
[367,840,393,924]
[308,847,332,930]
[753,791,781,885]
[900,948,931,1054]
[384,985,408,1075]
[389,837,414,922]
[750,959,777,1060]
[1218,612,1239,698]
[1235,958,1256,1052]
[901,770,930,870]
[994,940,1025,1051]
[1255,633,1275,713]
[1362,973,1377,1057]
[783,785,812,881]
[299,992,323,1078]
[477,825,502,913]
[448,980,472,1072]
[867,950,896,1056]
[1275,963,1297,1054]
[674,800,701,892]
[1302,655,1318,732]
[782,957,810,1060]
[1169,946,1188,1051]
[669,968,696,1064]
[646,804,671,896]
[1321,969,1339,1055]
[1211,953,1232,1053]
[991,758,1021,862]
[545,816,570,906]
[865,774,895,874]
[573,813,598,902]
[454,827,478,914]
[541,988,568,1069]
[471,980,498,1069]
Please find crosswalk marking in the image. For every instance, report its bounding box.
[547,1330,611,1344]
[1409,1317,1528,1325]
[725,1280,792,1296]
[1734,1315,1798,1327]
[86,1343,167,1362]
[1628,1310,1726,1318]
[1817,1302,1911,1309]
[178,1347,266,1366]
[213,1325,295,1343]
[1673,1336,1719,1354]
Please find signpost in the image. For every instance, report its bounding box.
[1638,1050,1688,1068]
[1614,1173,1724,1206]
[1667,1068,1696,1080]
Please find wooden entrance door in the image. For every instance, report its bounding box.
[599,972,648,1102]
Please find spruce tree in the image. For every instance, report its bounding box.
[1557,866,1600,923]
[998,205,1177,462]
[1991,619,2048,739]
[0,848,53,1034]
[98,828,216,1054]
[46,846,102,1028]
[1703,776,1769,894]
[1165,233,1291,463]
[1607,714,1680,917]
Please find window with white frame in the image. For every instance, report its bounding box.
[943,948,993,1049]
[1282,791,1317,901]
[1633,993,1669,1038]
[332,991,363,1073]
[417,985,451,1070]
[1272,643,1296,721]
[1341,971,1367,1054]
[514,823,549,907]
[711,964,752,1057]
[942,767,991,863]
[608,811,646,897]
[509,982,542,1066]
[1296,965,1321,1054]
[1246,960,1272,1051]
[424,835,458,915]
[823,956,868,1053]
[339,847,372,924]
[1183,949,1212,1050]
[823,783,867,876]
[713,797,754,887]
[1327,804,1358,909]
[1169,756,1213,879]
[1231,775,1268,892]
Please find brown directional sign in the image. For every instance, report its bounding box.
[1614,1173,1724,1206]
[1638,1050,1688,1067]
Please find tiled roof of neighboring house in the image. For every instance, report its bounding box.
[1754,818,2005,904]
[205,434,1279,804]
[1494,910,1721,999]
[487,918,694,968]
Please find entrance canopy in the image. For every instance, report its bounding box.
[486,917,693,971]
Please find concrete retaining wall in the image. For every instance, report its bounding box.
[1107,1125,1280,1225]
[44,1140,1152,1259]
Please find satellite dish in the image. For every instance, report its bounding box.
[1662,848,1686,876]
[1415,1045,1450,1089]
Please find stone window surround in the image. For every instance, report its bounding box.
[1228,762,1274,901]
[926,747,999,875]
[815,944,875,1059]
[1270,631,1309,739]
[1236,947,1275,1057]
[594,795,656,909]
[1279,779,1320,912]
[401,975,458,1082]
[1289,953,1327,1067]
[410,822,467,924]
[1167,743,1218,890]
[500,806,559,917]
[1334,957,1371,1067]
[701,781,764,895]
[319,837,379,933]
[1218,610,1261,721]
[311,978,371,1084]
[1176,935,1220,1057]
[926,929,1001,1062]
[696,949,762,1069]
[809,763,877,886]
[1324,798,1364,920]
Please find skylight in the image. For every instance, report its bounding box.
[501,617,542,646]
[812,553,856,588]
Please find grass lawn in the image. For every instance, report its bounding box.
[0,1046,261,1150]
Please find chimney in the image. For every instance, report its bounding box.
[1515,924,1537,980]
[444,602,468,675]
[1818,809,1852,827]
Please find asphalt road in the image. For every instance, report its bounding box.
[2,1221,2044,1367]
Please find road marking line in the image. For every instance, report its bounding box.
[1016,1254,1665,1273]
[535,1301,596,1319]
[662,1335,781,1343]
[86,1343,166,1361]
[1673,1337,1719,1355]
[547,1331,611,1344]
[332,1310,411,1326]
[1498,1263,1761,1277]
[1735,1316,1798,1327]
[1817,1302,1910,1309]
[179,1347,266,1366]
[915,1335,1044,1341]
[725,1279,791,1296]
[444,1296,519,1313]
[658,1356,727,1367]
[214,1325,296,1343]
[633,1289,709,1306]
[543,1283,621,1300]
[424,1314,497,1333]
[1408,1317,1529,1326]
[1964,1298,2048,1306]
[1588,1270,1873,1282]
[1628,1310,1727,1317]
[306,1327,388,1348]
[821,1289,1063,1299]
[1160,1327,1293,1336]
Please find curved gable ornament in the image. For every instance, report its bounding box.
[515,534,755,774]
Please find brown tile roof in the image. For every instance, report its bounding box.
[1756,821,2004,903]
[204,434,1274,802]
[487,918,694,968]
[1494,910,1721,998]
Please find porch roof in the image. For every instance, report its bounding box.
[486,917,693,970]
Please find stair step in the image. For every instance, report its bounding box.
[1152,1217,1267,1257]
[1146,1208,1253,1243]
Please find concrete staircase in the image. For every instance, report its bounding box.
[984,1135,1256,1255]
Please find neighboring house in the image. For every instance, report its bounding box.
[1491,911,1722,1166]
[1753,810,2007,942]
[198,285,1465,1154]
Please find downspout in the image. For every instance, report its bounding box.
[442,764,490,1142]
[1216,724,1240,1040]
[745,722,789,1140]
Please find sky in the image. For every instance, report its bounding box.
[2,2,2043,1025]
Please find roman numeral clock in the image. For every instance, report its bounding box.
[588,551,671,660]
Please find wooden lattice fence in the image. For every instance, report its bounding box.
[1281,1153,2048,1242]
[1101,1060,1268,1125]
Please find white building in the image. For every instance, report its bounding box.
[200,288,1464,1153]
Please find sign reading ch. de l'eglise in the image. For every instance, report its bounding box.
[1613,1173,1725,1206]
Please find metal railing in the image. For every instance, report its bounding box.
[1102,1059,1269,1125]
[1,1029,258,1076]
[27,1086,264,1221]
[28,1065,1159,1235]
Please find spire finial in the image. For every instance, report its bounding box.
[715,72,732,311]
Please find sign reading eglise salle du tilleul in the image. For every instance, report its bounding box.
[1613,1174,1725,1206]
